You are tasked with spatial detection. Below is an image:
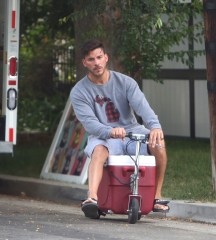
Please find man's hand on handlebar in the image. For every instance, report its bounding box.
[110,127,126,140]
[148,128,164,148]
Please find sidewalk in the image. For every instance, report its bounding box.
[0,174,215,224]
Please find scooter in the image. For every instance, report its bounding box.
[97,132,156,224]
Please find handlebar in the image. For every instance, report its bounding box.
[125,132,149,143]
[126,132,164,148]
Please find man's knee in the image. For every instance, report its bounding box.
[148,144,167,160]
[93,145,108,154]
[91,145,109,163]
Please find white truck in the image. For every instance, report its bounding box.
[0,0,20,153]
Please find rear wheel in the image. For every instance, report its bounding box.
[128,198,139,224]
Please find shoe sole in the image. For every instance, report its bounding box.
[82,203,99,219]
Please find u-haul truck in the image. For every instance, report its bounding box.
[0,0,20,153]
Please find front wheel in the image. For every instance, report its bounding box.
[128,198,139,224]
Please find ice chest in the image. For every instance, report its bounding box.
[98,155,156,215]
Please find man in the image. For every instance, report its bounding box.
[70,39,169,219]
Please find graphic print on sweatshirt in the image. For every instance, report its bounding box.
[95,94,120,122]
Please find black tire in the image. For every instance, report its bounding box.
[128,198,139,224]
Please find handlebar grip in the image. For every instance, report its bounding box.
[125,132,149,142]
[125,132,133,138]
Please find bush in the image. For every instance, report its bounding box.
[18,93,68,133]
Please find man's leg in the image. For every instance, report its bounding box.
[87,145,109,200]
[148,141,169,211]
[81,145,108,218]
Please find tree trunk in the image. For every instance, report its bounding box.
[73,0,124,81]
[73,0,91,80]
[203,0,216,192]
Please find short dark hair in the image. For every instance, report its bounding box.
[81,39,105,58]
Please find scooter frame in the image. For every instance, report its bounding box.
[98,132,155,224]
[126,132,149,223]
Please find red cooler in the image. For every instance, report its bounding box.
[98,155,156,215]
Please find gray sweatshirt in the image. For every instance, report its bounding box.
[70,71,161,139]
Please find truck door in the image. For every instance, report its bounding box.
[0,0,20,154]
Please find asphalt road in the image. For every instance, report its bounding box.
[0,194,215,240]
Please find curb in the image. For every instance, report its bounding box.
[167,200,216,224]
[0,174,215,224]
[0,174,87,204]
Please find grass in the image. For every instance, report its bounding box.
[0,136,215,202]
[0,133,51,178]
[164,138,216,202]
[0,144,48,178]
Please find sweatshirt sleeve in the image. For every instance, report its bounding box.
[126,78,162,130]
[70,87,112,139]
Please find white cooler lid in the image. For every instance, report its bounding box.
[108,155,156,166]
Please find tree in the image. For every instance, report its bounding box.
[71,0,203,83]
[20,0,75,97]
[203,0,216,192]
[18,0,75,132]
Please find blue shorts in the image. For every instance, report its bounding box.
[84,127,150,157]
